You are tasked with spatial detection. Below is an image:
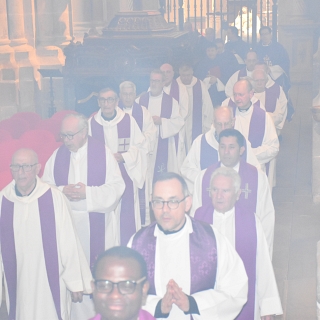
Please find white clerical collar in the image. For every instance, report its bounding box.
[214,207,235,217]
[149,91,163,99]
[71,140,88,159]
[154,214,193,238]
[221,161,240,172]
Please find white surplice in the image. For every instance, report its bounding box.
[43,140,125,320]
[225,69,253,98]
[253,80,288,133]
[191,161,275,257]
[0,177,92,320]
[176,76,213,152]
[136,91,185,184]
[210,208,283,319]
[88,107,148,234]
[128,215,248,320]
[180,126,261,193]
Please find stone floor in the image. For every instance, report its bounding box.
[0,83,319,319]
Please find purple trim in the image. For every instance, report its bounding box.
[200,134,218,170]
[54,136,107,269]
[169,79,180,103]
[131,102,144,131]
[90,116,105,144]
[192,79,203,141]
[138,92,149,108]
[132,218,217,295]
[265,83,280,113]
[138,184,146,225]
[38,189,62,320]
[238,68,247,80]
[0,197,17,319]
[117,114,136,245]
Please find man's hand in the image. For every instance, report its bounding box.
[71,291,83,303]
[63,183,86,201]
[209,75,218,84]
[170,280,190,312]
[261,316,276,320]
[114,153,125,163]
[152,116,162,125]
[161,281,174,314]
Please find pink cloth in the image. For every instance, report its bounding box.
[89,309,155,320]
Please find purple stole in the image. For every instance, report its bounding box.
[192,79,203,141]
[237,67,247,80]
[194,160,258,319]
[132,218,217,296]
[169,79,180,103]
[1,189,63,320]
[228,99,265,148]
[119,101,147,224]
[90,309,155,320]
[54,136,106,269]
[200,134,218,170]
[139,92,174,179]
[265,83,280,113]
[90,114,136,245]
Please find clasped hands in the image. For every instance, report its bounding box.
[161,279,190,314]
[63,182,86,201]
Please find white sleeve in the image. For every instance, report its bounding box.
[201,82,214,134]
[190,170,205,216]
[252,113,279,164]
[192,229,248,319]
[269,87,287,131]
[256,171,275,258]
[86,147,125,213]
[178,84,189,120]
[225,72,239,98]
[142,107,157,154]
[160,100,184,139]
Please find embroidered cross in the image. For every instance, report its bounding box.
[241,183,251,199]
[118,138,130,153]
[157,163,166,173]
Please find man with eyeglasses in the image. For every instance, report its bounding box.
[194,167,282,320]
[118,81,157,226]
[181,106,259,193]
[192,128,275,257]
[128,172,248,319]
[91,246,155,320]
[0,148,92,319]
[43,113,125,320]
[137,69,185,181]
[89,87,149,246]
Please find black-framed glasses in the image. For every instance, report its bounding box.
[94,276,146,295]
[10,163,38,172]
[98,97,116,104]
[151,196,188,210]
[60,127,84,140]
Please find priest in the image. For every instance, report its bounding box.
[192,128,275,257]
[137,69,185,180]
[119,81,157,226]
[194,167,283,319]
[128,172,248,319]
[176,64,213,151]
[43,113,125,319]
[180,106,260,193]
[1,148,92,320]
[89,88,148,245]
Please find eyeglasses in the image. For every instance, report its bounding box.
[98,97,116,104]
[94,276,146,295]
[60,127,84,140]
[151,196,188,210]
[10,163,38,172]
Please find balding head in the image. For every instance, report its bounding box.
[11,148,41,196]
[160,63,175,86]
[252,69,268,93]
[245,51,258,72]
[233,80,254,110]
[213,106,235,136]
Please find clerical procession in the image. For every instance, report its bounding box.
[0,7,296,319]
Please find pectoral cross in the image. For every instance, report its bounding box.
[118,138,130,152]
[241,183,251,199]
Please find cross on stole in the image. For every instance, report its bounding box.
[241,183,252,199]
[157,163,166,173]
[118,138,130,152]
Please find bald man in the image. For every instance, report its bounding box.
[0,148,92,320]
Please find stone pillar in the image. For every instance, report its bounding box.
[0,0,18,120]
[278,0,315,83]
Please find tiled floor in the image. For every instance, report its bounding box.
[273,83,320,320]
[0,84,319,319]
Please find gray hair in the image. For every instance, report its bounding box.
[209,167,241,193]
[235,79,253,92]
[63,113,88,134]
[252,69,268,81]
[98,87,118,99]
[119,81,136,95]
